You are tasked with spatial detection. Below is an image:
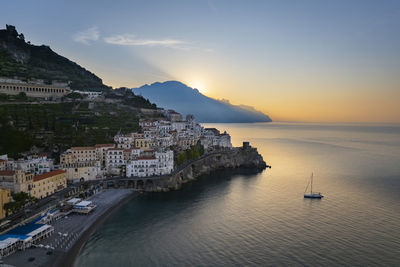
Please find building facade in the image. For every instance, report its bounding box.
[0,170,34,194]
[0,78,71,98]
[0,186,11,219]
[30,170,66,199]
[0,159,6,171]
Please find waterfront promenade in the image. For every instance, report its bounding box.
[3,189,136,267]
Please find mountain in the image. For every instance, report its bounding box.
[132,81,272,123]
[0,25,109,91]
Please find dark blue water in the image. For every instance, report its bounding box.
[76,123,400,266]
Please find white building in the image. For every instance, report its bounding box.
[201,128,232,149]
[16,154,54,175]
[106,148,125,174]
[171,121,187,132]
[73,90,102,99]
[157,121,172,135]
[139,120,159,128]
[95,144,115,168]
[126,156,158,177]
[114,134,135,149]
[156,135,174,148]
[126,150,174,177]
[143,127,158,139]
[155,150,174,175]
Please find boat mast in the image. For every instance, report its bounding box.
[310,173,313,194]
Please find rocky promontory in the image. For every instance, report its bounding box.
[147,143,267,192]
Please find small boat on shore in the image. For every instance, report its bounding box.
[304,173,323,199]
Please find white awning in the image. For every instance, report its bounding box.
[74,200,92,207]
[67,198,81,205]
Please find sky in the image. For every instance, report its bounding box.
[1,0,400,122]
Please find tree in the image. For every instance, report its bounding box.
[4,202,18,215]
[28,116,33,130]
[17,92,27,100]
[4,192,38,215]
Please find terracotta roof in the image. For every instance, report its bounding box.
[137,156,156,160]
[123,149,132,152]
[108,148,125,151]
[38,153,47,157]
[34,169,66,182]
[95,144,115,148]
[168,109,180,114]
[0,159,6,162]
[71,146,95,150]
[0,170,15,176]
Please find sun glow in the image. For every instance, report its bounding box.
[190,81,207,94]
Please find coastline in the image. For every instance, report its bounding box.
[2,189,138,267]
[2,146,267,267]
[58,190,139,267]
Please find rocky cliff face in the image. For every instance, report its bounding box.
[149,147,267,192]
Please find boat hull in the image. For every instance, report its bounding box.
[304,194,323,199]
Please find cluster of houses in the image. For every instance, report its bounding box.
[0,154,67,219]
[0,110,232,218]
[60,110,231,181]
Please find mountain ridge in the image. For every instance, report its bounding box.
[132,81,272,123]
[0,24,109,91]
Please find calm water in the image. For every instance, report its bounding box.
[76,122,400,266]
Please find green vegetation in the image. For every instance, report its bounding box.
[0,92,33,102]
[105,88,157,109]
[64,92,83,99]
[175,142,205,166]
[0,25,109,91]
[0,101,150,158]
[3,192,38,215]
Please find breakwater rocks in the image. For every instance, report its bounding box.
[151,145,267,192]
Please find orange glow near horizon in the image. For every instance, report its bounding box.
[102,74,400,123]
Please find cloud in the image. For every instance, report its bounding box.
[73,26,99,45]
[104,34,214,52]
[104,34,185,48]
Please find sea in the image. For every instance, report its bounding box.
[75,122,400,266]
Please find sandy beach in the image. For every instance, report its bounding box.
[3,189,138,267]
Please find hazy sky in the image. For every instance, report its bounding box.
[2,0,400,122]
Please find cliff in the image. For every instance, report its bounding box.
[147,146,267,192]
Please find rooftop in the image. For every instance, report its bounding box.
[0,170,15,176]
[94,144,115,148]
[71,146,95,150]
[33,169,66,182]
[137,156,156,160]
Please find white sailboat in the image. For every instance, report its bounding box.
[304,173,323,199]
